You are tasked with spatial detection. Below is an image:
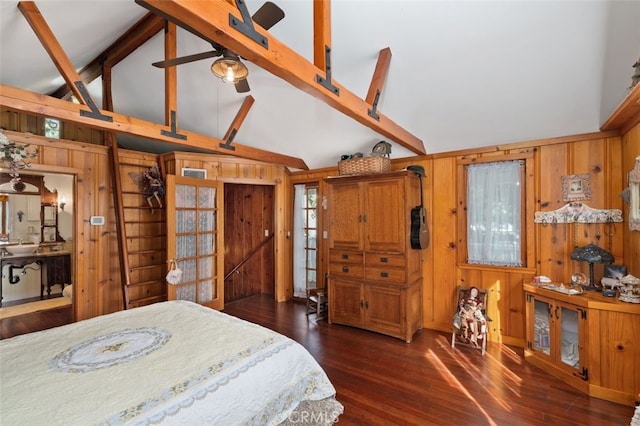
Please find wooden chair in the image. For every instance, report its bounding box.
[451,286,491,355]
[306,287,327,320]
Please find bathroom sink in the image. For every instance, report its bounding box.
[6,244,39,256]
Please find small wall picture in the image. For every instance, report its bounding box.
[562,174,591,201]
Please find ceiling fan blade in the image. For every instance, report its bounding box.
[235,79,251,93]
[251,1,285,30]
[152,50,220,68]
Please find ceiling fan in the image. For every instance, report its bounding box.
[151,1,285,93]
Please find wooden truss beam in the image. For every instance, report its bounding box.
[49,12,165,100]
[0,84,308,170]
[136,0,426,155]
[14,1,307,169]
[221,95,255,150]
[18,1,92,105]
[313,0,331,70]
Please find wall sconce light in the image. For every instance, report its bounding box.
[16,210,24,222]
[59,196,66,212]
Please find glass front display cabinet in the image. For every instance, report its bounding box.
[526,293,588,380]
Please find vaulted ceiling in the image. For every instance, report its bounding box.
[1,1,639,170]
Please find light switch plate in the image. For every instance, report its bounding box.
[90,216,105,226]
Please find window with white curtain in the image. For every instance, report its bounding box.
[466,160,523,267]
[293,183,318,298]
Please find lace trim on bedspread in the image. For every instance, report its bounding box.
[245,372,337,426]
[102,338,292,425]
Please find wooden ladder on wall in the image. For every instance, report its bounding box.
[108,137,167,309]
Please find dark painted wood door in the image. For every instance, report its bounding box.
[224,184,275,303]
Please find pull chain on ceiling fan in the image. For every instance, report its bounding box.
[152,1,285,93]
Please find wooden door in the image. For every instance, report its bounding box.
[166,175,224,310]
[364,178,405,253]
[329,278,363,326]
[365,284,403,336]
[223,184,275,303]
[328,182,363,249]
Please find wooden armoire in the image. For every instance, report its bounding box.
[325,170,423,342]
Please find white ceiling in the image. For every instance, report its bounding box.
[1,1,639,170]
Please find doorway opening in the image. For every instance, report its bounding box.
[293,183,318,300]
[0,172,74,319]
[223,183,275,303]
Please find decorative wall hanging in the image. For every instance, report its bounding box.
[561,174,591,201]
[534,202,623,224]
[0,130,38,185]
[630,57,640,90]
[128,163,165,213]
[627,156,640,231]
[165,259,183,285]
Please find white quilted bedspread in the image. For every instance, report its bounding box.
[0,300,337,425]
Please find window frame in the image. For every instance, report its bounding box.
[302,184,319,290]
[456,153,535,269]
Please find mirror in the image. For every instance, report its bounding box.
[0,172,73,306]
[629,156,640,231]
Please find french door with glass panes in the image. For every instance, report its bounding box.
[166,175,224,310]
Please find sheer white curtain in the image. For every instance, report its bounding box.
[293,184,307,298]
[467,161,522,267]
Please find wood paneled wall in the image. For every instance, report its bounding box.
[622,123,640,275]
[292,131,638,347]
[161,152,292,302]
[1,111,293,317]
[3,108,638,348]
[0,129,116,320]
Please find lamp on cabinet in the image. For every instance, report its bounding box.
[570,244,614,291]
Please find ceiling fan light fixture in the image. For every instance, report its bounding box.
[211,54,248,83]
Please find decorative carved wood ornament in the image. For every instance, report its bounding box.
[534,202,623,224]
[628,156,640,231]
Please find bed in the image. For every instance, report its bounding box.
[0,300,343,425]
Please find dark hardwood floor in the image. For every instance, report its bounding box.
[223,295,635,426]
[1,294,635,425]
[0,305,72,339]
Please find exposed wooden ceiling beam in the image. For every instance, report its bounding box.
[221,95,255,149]
[367,48,392,106]
[164,21,178,127]
[18,1,90,105]
[0,84,309,170]
[14,1,307,169]
[135,0,426,156]
[49,12,165,100]
[313,0,331,70]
